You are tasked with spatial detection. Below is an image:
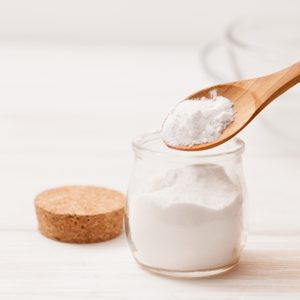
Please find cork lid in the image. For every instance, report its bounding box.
[35,185,125,215]
[35,185,126,243]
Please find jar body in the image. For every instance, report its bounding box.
[126,132,247,277]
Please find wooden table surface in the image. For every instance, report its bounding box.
[0,41,299,299]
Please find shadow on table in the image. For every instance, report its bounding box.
[160,249,300,293]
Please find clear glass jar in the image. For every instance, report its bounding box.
[125,131,247,278]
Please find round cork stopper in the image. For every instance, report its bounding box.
[35,186,125,243]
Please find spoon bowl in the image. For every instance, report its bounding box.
[167,62,300,151]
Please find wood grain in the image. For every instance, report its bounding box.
[0,232,299,299]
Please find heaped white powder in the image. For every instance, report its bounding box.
[162,92,234,146]
[128,164,243,271]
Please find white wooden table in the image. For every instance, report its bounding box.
[0,41,299,299]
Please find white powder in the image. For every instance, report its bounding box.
[128,164,243,271]
[162,92,234,146]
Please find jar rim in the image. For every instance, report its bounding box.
[132,130,245,160]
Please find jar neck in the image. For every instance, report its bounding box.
[133,131,245,163]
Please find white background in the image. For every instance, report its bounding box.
[0,1,300,299]
[0,0,299,43]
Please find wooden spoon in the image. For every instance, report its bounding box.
[167,61,300,151]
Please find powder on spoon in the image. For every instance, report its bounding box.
[162,91,234,146]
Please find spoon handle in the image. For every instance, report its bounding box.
[235,62,300,109]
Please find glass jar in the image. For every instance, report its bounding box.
[125,131,247,278]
